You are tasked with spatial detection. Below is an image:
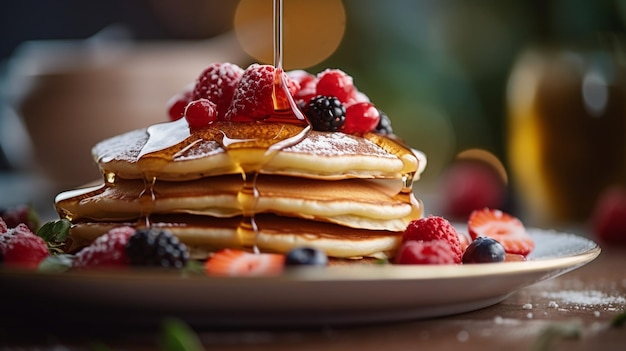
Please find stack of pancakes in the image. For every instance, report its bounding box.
[55,118,426,260]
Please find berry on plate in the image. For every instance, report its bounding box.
[192,62,244,118]
[402,216,462,263]
[591,185,626,244]
[440,159,507,220]
[285,247,328,266]
[395,240,459,265]
[205,249,285,276]
[462,236,506,264]
[73,226,135,269]
[126,228,189,269]
[0,219,49,269]
[0,204,40,233]
[467,208,535,256]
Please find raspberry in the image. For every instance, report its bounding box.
[402,216,462,263]
[395,240,458,265]
[193,62,244,118]
[303,96,346,132]
[125,228,189,268]
[166,84,193,121]
[440,160,507,220]
[315,69,356,104]
[342,102,381,135]
[1,204,40,233]
[225,64,276,121]
[73,226,135,268]
[288,69,317,104]
[184,98,218,129]
[591,186,626,244]
[0,222,49,269]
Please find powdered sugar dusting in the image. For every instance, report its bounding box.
[284,131,395,158]
[541,290,626,309]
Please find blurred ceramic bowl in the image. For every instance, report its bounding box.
[3,32,249,190]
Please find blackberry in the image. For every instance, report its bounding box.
[375,109,393,135]
[125,228,189,268]
[303,95,345,132]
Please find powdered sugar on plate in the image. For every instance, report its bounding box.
[541,290,626,310]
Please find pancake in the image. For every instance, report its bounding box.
[54,62,428,261]
[55,175,422,231]
[66,214,404,259]
[93,119,426,181]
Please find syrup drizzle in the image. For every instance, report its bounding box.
[133,0,310,251]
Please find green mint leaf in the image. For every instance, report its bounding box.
[37,219,71,243]
[611,311,626,327]
[531,321,581,351]
[182,260,205,275]
[38,254,74,273]
[160,318,204,351]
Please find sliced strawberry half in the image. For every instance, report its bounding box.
[468,208,535,256]
[205,249,285,277]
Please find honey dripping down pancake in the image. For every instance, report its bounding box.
[54,62,427,260]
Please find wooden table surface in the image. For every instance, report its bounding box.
[2,234,624,351]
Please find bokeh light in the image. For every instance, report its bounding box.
[455,148,508,185]
[234,0,345,69]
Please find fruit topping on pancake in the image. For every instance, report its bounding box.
[55,62,427,261]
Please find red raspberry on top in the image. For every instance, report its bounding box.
[193,62,244,119]
[0,219,49,269]
[402,215,462,263]
[73,226,135,269]
[316,69,356,104]
[166,84,194,121]
[288,69,317,104]
[225,64,298,121]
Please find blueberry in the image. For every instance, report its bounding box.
[462,237,506,264]
[285,247,328,266]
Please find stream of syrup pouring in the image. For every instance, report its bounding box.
[133,0,311,252]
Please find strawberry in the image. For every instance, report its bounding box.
[166,84,194,121]
[184,98,218,129]
[0,220,49,269]
[402,216,463,263]
[395,240,459,265]
[193,62,244,118]
[591,186,626,244]
[73,226,135,268]
[467,208,534,256]
[205,249,285,277]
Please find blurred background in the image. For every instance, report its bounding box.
[1,0,625,233]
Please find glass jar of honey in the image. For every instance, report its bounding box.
[507,42,626,226]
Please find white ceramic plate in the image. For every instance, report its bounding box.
[0,228,600,328]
